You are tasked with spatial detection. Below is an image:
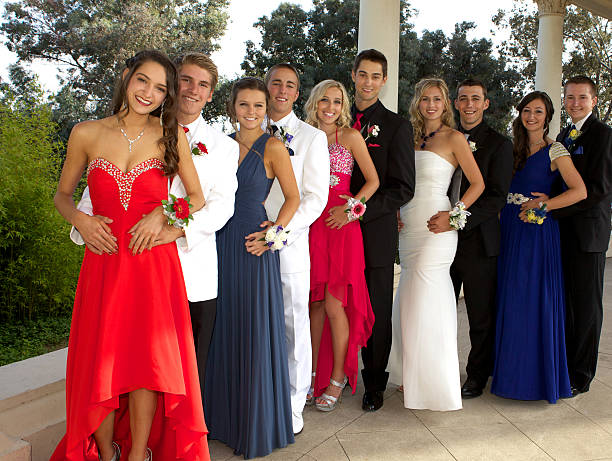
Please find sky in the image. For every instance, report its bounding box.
[0,0,522,93]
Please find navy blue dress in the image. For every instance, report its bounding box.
[204,133,294,458]
[491,143,572,403]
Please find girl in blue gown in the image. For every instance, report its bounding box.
[492,91,586,403]
[204,78,300,459]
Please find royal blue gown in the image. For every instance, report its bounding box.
[204,133,294,458]
[491,143,572,403]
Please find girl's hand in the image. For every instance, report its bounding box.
[520,192,549,212]
[73,212,117,255]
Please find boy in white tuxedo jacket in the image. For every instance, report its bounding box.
[261,64,329,434]
[70,54,238,407]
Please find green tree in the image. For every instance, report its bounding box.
[493,0,612,124]
[241,1,520,133]
[0,80,83,323]
[2,0,231,135]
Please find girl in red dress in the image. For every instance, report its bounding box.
[52,50,209,461]
[305,80,379,411]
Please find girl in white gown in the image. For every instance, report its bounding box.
[389,78,484,411]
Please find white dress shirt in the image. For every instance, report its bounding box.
[71,114,239,301]
[264,111,330,274]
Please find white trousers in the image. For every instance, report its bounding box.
[280,270,312,415]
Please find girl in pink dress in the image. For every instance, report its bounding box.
[305,80,379,411]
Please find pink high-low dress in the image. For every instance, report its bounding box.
[309,134,375,395]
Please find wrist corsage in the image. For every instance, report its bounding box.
[449,201,471,230]
[345,196,367,222]
[261,225,290,251]
[525,202,548,225]
[162,194,194,228]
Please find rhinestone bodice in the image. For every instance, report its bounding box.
[87,157,165,211]
[328,143,354,192]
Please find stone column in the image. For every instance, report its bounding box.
[358,0,400,112]
[535,0,567,137]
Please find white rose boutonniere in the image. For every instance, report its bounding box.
[469,140,477,152]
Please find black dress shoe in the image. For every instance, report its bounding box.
[461,378,484,399]
[362,390,384,411]
[570,385,587,397]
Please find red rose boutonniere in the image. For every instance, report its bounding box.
[192,142,208,156]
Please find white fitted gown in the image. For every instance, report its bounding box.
[389,150,462,411]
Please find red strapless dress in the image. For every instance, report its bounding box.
[309,142,375,396]
[50,158,209,461]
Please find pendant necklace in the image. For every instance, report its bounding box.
[420,125,442,149]
[120,126,146,153]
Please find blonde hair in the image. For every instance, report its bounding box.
[304,80,352,129]
[409,77,455,140]
[176,52,219,89]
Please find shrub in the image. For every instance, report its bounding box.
[0,85,84,324]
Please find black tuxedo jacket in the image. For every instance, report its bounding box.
[554,114,612,253]
[457,121,513,257]
[350,100,416,267]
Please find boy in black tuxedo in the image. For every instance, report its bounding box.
[428,79,513,398]
[346,49,415,411]
[555,76,612,396]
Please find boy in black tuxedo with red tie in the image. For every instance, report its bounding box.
[347,49,415,411]
[555,76,612,396]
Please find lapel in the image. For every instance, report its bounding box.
[578,113,597,139]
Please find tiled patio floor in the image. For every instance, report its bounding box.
[209,259,612,460]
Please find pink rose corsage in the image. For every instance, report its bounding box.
[345,196,367,222]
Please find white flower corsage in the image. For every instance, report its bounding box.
[261,224,290,251]
[449,201,471,230]
[344,196,367,222]
[469,140,477,152]
[330,173,340,188]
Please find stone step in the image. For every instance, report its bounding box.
[0,389,65,461]
[0,431,30,461]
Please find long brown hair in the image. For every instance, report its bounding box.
[409,77,455,141]
[111,50,179,176]
[512,91,554,173]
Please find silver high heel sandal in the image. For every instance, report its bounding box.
[305,372,316,406]
[315,376,348,412]
[99,442,121,461]
[144,447,152,461]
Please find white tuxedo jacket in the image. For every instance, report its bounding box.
[71,115,239,302]
[264,111,329,274]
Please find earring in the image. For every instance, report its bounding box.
[159,100,165,126]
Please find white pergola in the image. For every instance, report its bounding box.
[358,0,612,137]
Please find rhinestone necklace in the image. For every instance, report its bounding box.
[420,125,442,149]
[119,126,145,153]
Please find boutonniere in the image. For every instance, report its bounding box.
[363,123,380,143]
[569,128,582,142]
[469,140,477,152]
[275,127,295,156]
[191,142,208,156]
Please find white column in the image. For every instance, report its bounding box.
[358,0,400,112]
[534,0,566,138]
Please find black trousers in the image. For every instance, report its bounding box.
[360,263,395,392]
[189,298,217,400]
[561,231,605,392]
[450,231,498,385]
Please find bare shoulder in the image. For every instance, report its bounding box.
[447,128,468,145]
[265,136,288,158]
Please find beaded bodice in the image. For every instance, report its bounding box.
[328,142,354,191]
[87,157,165,211]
